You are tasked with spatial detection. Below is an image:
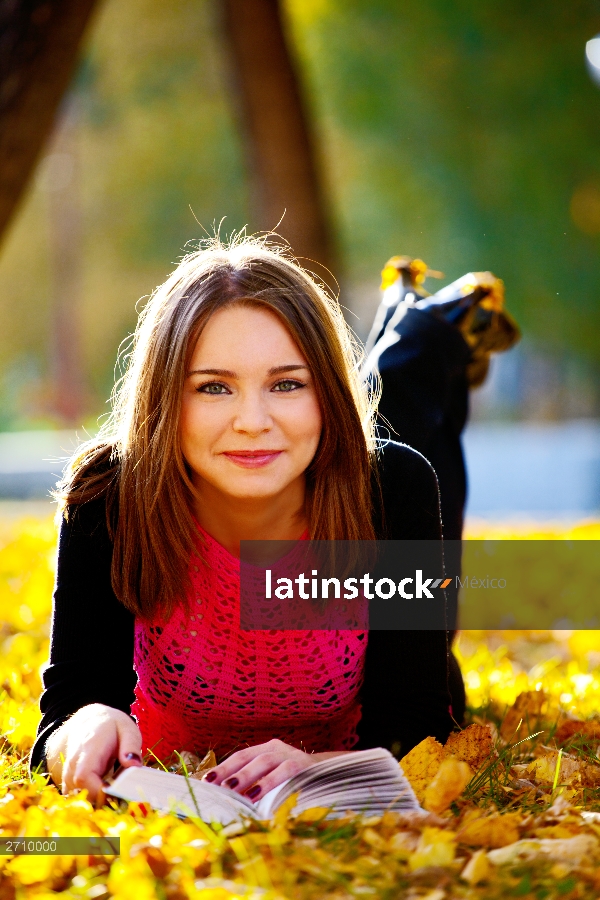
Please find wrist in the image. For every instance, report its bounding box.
[44,726,66,786]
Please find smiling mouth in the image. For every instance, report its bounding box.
[222,450,283,468]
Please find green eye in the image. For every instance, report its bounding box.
[273,380,303,392]
[199,382,229,394]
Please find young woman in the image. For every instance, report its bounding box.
[32,237,464,804]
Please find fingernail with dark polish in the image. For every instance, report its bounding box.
[205,771,217,782]
[224,777,239,789]
[246,784,261,800]
[125,752,142,763]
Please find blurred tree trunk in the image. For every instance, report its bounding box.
[43,100,86,425]
[222,0,337,279]
[0,0,98,247]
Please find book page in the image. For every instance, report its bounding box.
[257,748,421,819]
[106,767,258,825]
[107,750,421,823]
[255,779,290,817]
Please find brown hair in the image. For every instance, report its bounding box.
[58,236,380,620]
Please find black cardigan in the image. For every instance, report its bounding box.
[31,440,455,772]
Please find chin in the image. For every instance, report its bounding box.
[199,460,306,500]
[226,477,296,502]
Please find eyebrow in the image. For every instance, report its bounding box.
[188,364,310,378]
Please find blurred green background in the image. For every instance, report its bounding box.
[2,0,600,429]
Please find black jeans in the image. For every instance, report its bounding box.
[374,306,470,725]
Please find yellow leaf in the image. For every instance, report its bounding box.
[185,749,218,779]
[488,834,598,867]
[461,848,491,885]
[272,791,298,829]
[424,757,472,814]
[107,857,160,900]
[458,811,521,848]
[550,862,573,879]
[7,853,55,886]
[294,807,329,823]
[401,736,445,803]
[529,752,580,786]
[534,824,584,840]
[409,827,456,871]
[388,830,418,859]
[361,827,387,852]
[22,803,47,837]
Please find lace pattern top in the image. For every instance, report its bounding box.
[33,440,456,775]
[131,526,367,761]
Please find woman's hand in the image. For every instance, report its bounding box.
[203,739,348,801]
[45,703,143,804]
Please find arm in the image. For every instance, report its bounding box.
[30,496,140,796]
[357,441,456,756]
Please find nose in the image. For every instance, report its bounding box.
[231,389,273,436]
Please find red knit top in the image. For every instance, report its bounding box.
[131,526,368,761]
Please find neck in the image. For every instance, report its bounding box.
[192,477,309,557]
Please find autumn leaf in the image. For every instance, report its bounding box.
[400,736,445,803]
[555,719,600,746]
[444,723,494,771]
[294,807,330,823]
[361,827,388,852]
[189,749,218,780]
[501,690,549,741]
[408,826,456,870]
[457,809,522,848]
[529,752,581,786]
[6,853,56,886]
[461,848,491,885]
[6,514,600,899]
[487,834,599,867]
[424,757,472,814]
[272,791,298,834]
[388,829,418,858]
[581,762,600,788]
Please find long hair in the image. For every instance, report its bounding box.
[58,235,380,620]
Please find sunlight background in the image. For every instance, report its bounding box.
[2,0,600,520]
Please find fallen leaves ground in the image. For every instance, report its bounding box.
[2,513,600,898]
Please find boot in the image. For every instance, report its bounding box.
[367,260,520,388]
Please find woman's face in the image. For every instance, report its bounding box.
[180,304,322,502]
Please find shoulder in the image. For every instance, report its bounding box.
[59,442,119,540]
[377,439,437,483]
[55,441,120,521]
[62,492,110,540]
[373,440,442,540]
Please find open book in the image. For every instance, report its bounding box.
[105,748,421,825]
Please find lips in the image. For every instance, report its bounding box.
[222,450,283,468]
